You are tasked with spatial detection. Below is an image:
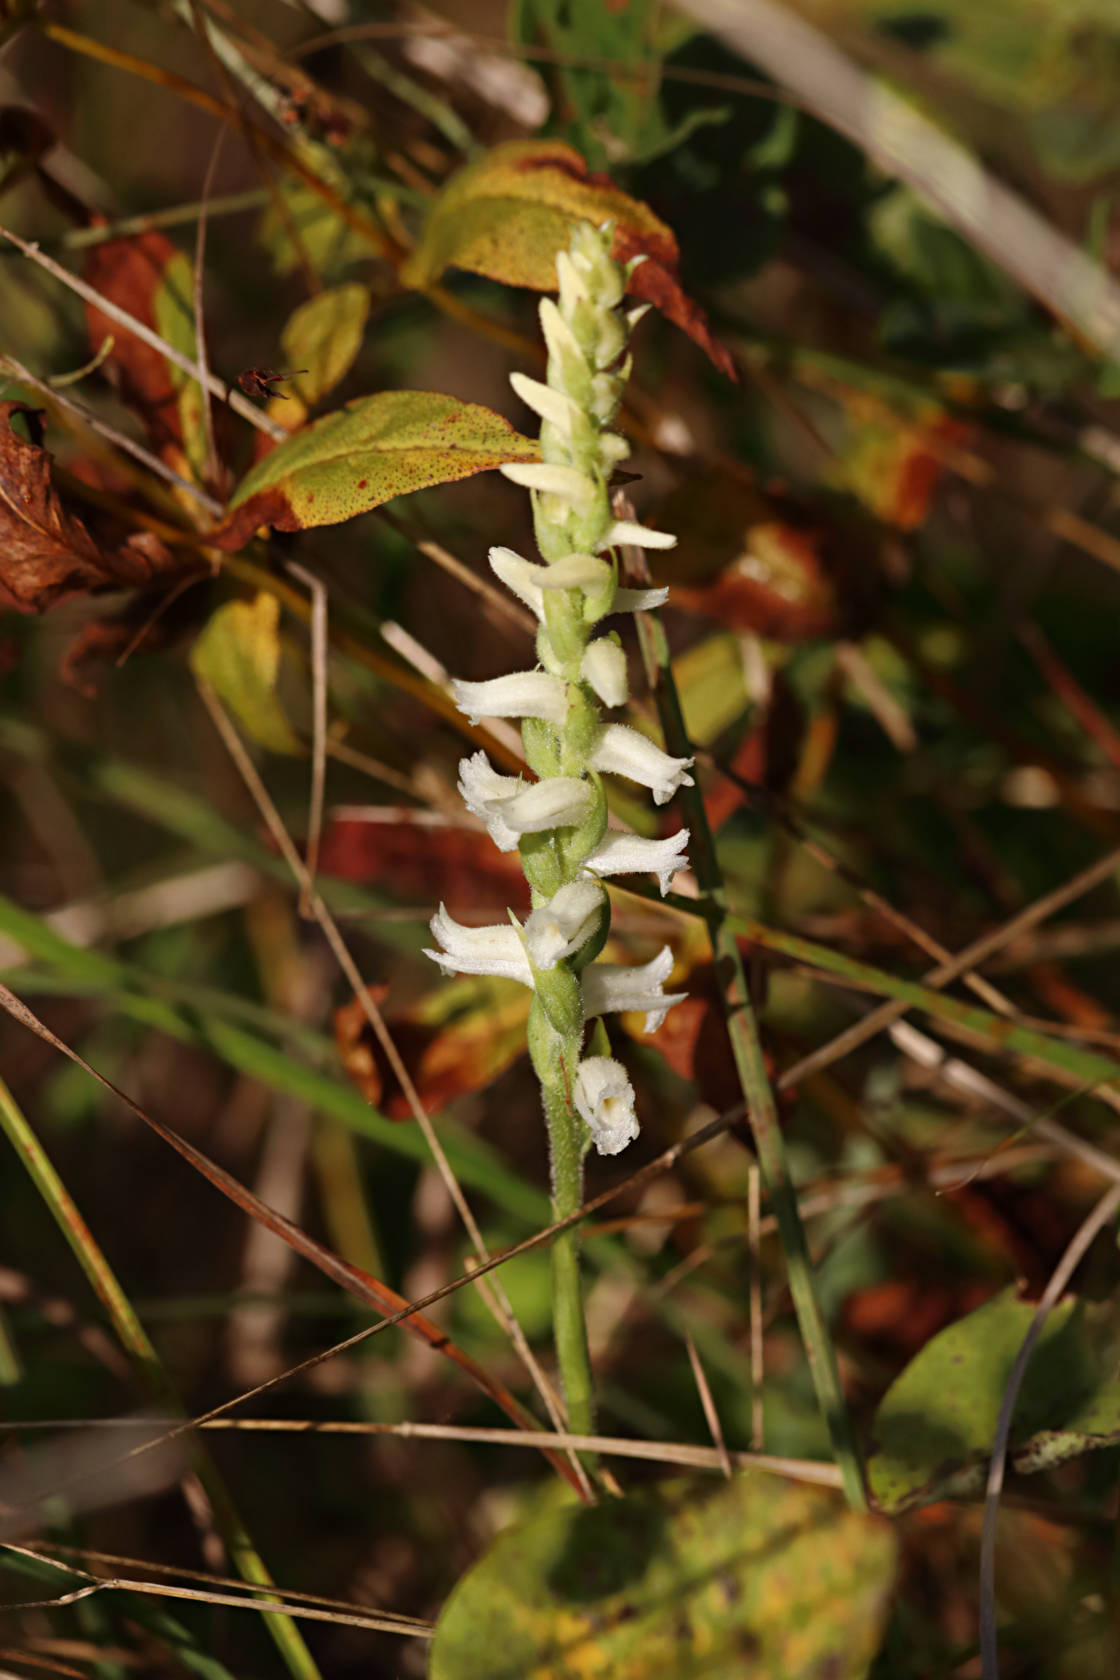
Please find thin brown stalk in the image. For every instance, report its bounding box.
[286,563,329,916]
[684,1332,731,1478]
[0,353,222,516]
[0,223,286,440]
[777,843,1120,1089]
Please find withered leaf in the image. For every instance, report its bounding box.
[0,403,181,612]
[84,228,209,486]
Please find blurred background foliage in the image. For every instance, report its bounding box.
[4,0,1120,1675]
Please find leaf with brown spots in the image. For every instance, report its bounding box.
[209,390,539,550]
[402,138,736,380]
[84,229,210,487]
[0,404,181,612]
[431,1470,896,1678]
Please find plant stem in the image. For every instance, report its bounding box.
[543,1077,596,1460]
[629,565,868,1512]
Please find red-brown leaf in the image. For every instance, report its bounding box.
[84,227,207,482]
[0,403,180,611]
[318,815,531,911]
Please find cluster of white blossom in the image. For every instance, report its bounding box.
[425,222,691,1157]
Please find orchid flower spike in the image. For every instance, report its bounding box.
[427,220,694,1182]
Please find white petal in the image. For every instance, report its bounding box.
[487,549,619,620]
[580,639,628,708]
[556,248,590,315]
[457,751,522,851]
[458,752,591,851]
[425,904,532,985]
[594,312,627,368]
[597,520,677,552]
[574,1056,639,1156]
[488,547,545,619]
[598,432,630,467]
[496,777,592,836]
[539,296,585,374]
[613,585,668,613]
[499,462,596,510]
[452,670,568,726]
[590,723,694,805]
[583,828,690,896]
[509,371,578,435]
[582,945,686,1033]
[523,881,603,970]
[539,554,614,592]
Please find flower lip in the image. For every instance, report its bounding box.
[499,461,597,509]
[590,723,694,805]
[458,752,592,852]
[424,903,532,985]
[451,670,569,727]
[523,881,603,970]
[582,945,686,1033]
[574,1056,639,1156]
[580,639,629,709]
[582,827,690,897]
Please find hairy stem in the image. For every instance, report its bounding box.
[544,1075,596,1455]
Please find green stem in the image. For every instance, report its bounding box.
[543,1076,596,1459]
[631,592,868,1512]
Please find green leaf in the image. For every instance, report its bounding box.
[212,391,538,550]
[257,173,383,279]
[430,1471,896,1680]
[866,1286,1120,1512]
[280,281,369,409]
[153,249,210,486]
[673,633,751,744]
[190,592,305,755]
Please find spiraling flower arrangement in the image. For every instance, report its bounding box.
[425,220,692,1440]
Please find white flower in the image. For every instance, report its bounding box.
[509,371,579,436]
[580,639,628,708]
[582,945,686,1033]
[452,671,568,727]
[583,828,690,896]
[590,724,694,805]
[425,904,532,984]
[556,248,592,315]
[499,461,597,511]
[614,584,669,613]
[523,881,603,970]
[490,547,667,623]
[574,1056,639,1156]
[458,752,591,852]
[489,547,609,620]
[597,520,677,552]
[538,296,585,372]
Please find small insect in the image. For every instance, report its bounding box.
[236,367,307,401]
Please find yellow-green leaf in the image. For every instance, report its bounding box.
[402,138,735,379]
[868,1286,1120,1512]
[153,250,210,487]
[211,391,538,550]
[430,1471,896,1680]
[281,282,369,409]
[190,592,304,754]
